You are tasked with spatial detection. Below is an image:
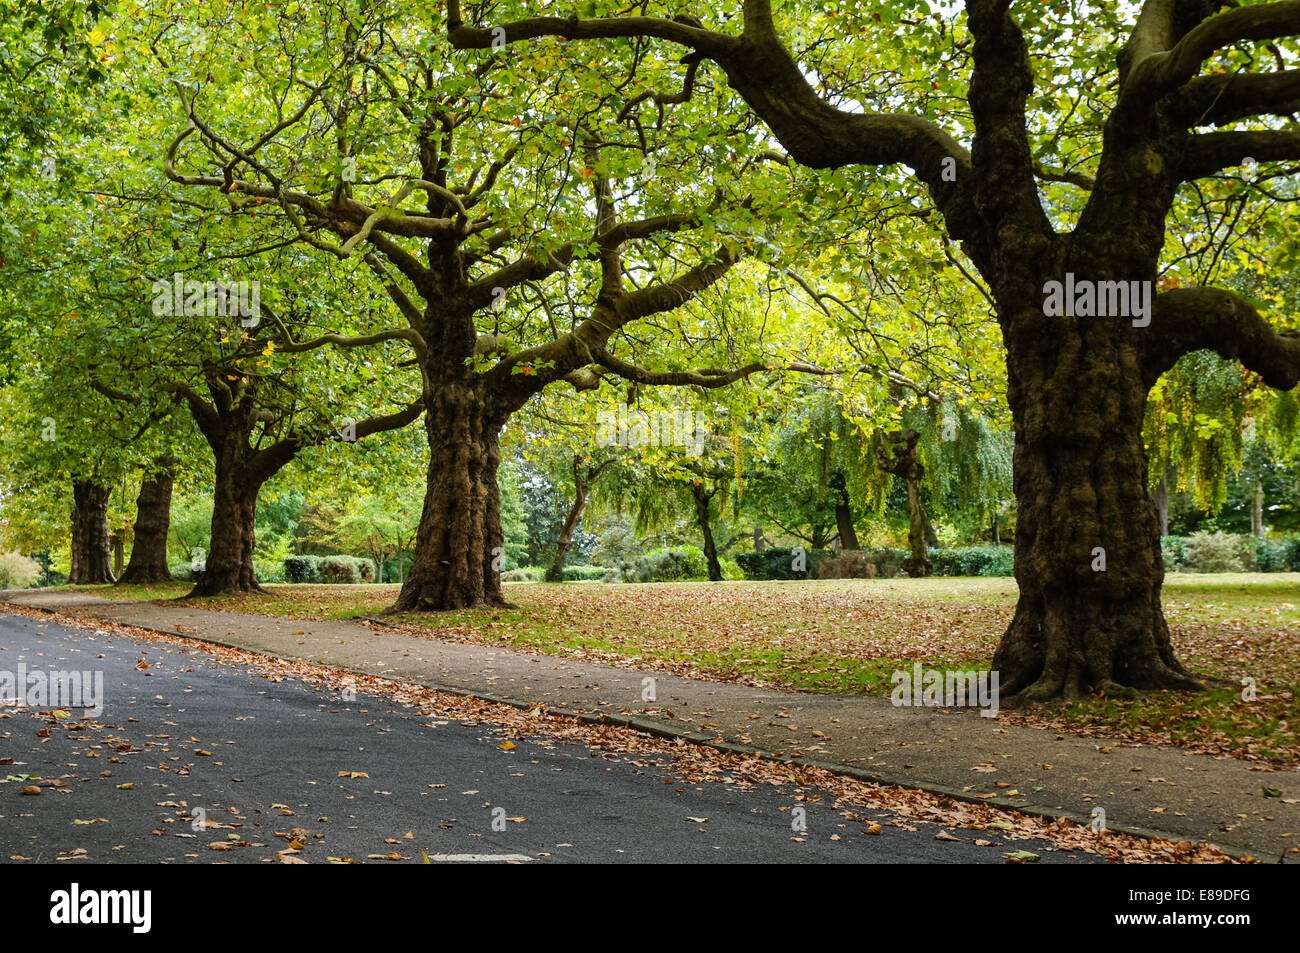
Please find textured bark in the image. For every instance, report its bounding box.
[991,278,1204,702]
[118,463,175,584]
[690,481,723,582]
[391,381,509,611]
[1251,482,1264,537]
[69,480,116,584]
[191,435,265,596]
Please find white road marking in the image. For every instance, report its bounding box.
[422,853,534,863]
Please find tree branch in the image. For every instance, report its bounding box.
[1143,285,1300,388]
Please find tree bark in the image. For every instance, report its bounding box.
[191,436,265,596]
[69,480,116,584]
[1251,482,1264,537]
[118,462,175,584]
[690,481,724,582]
[992,295,1203,702]
[390,381,510,611]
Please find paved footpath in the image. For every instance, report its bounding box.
[4,590,1297,860]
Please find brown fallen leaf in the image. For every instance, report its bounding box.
[865,823,882,835]
[20,786,41,796]
[935,830,961,841]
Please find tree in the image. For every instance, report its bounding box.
[123,0,800,611]
[872,428,934,576]
[116,457,177,583]
[460,0,1300,700]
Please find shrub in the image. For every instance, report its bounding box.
[501,567,542,582]
[317,555,374,584]
[1179,531,1245,573]
[929,545,1015,577]
[813,553,878,579]
[0,551,42,589]
[561,565,609,582]
[619,547,710,583]
[1284,535,1300,572]
[283,555,322,583]
[735,547,833,580]
[1160,535,1186,572]
[1246,536,1289,573]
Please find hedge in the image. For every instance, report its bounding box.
[736,545,1016,579]
[282,554,376,584]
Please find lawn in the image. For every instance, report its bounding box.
[61,574,1300,763]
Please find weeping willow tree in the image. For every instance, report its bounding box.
[1145,354,1300,535]
[904,401,1014,544]
[752,391,878,550]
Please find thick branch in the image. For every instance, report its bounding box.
[1123,1,1300,108]
[1177,129,1300,181]
[1144,286,1300,388]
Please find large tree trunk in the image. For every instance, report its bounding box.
[191,441,264,596]
[118,463,175,584]
[69,480,116,584]
[1251,482,1264,537]
[546,486,590,583]
[690,481,723,582]
[992,291,1202,702]
[391,382,509,611]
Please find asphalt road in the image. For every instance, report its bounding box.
[0,612,1090,864]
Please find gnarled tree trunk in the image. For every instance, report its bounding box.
[192,435,265,596]
[118,461,175,584]
[391,381,509,611]
[873,430,933,577]
[991,273,1203,701]
[69,480,116,584]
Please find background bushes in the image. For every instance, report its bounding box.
[1163,532,1300,573]
[0,551,42,589]
[735,545,1016,579]
[282,554,375,584]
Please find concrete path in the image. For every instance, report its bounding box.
[4,589,1296,860]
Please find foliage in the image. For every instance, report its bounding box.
[1177,531,1247,574]
[928,546,1016,578]
[0,551,42,589]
